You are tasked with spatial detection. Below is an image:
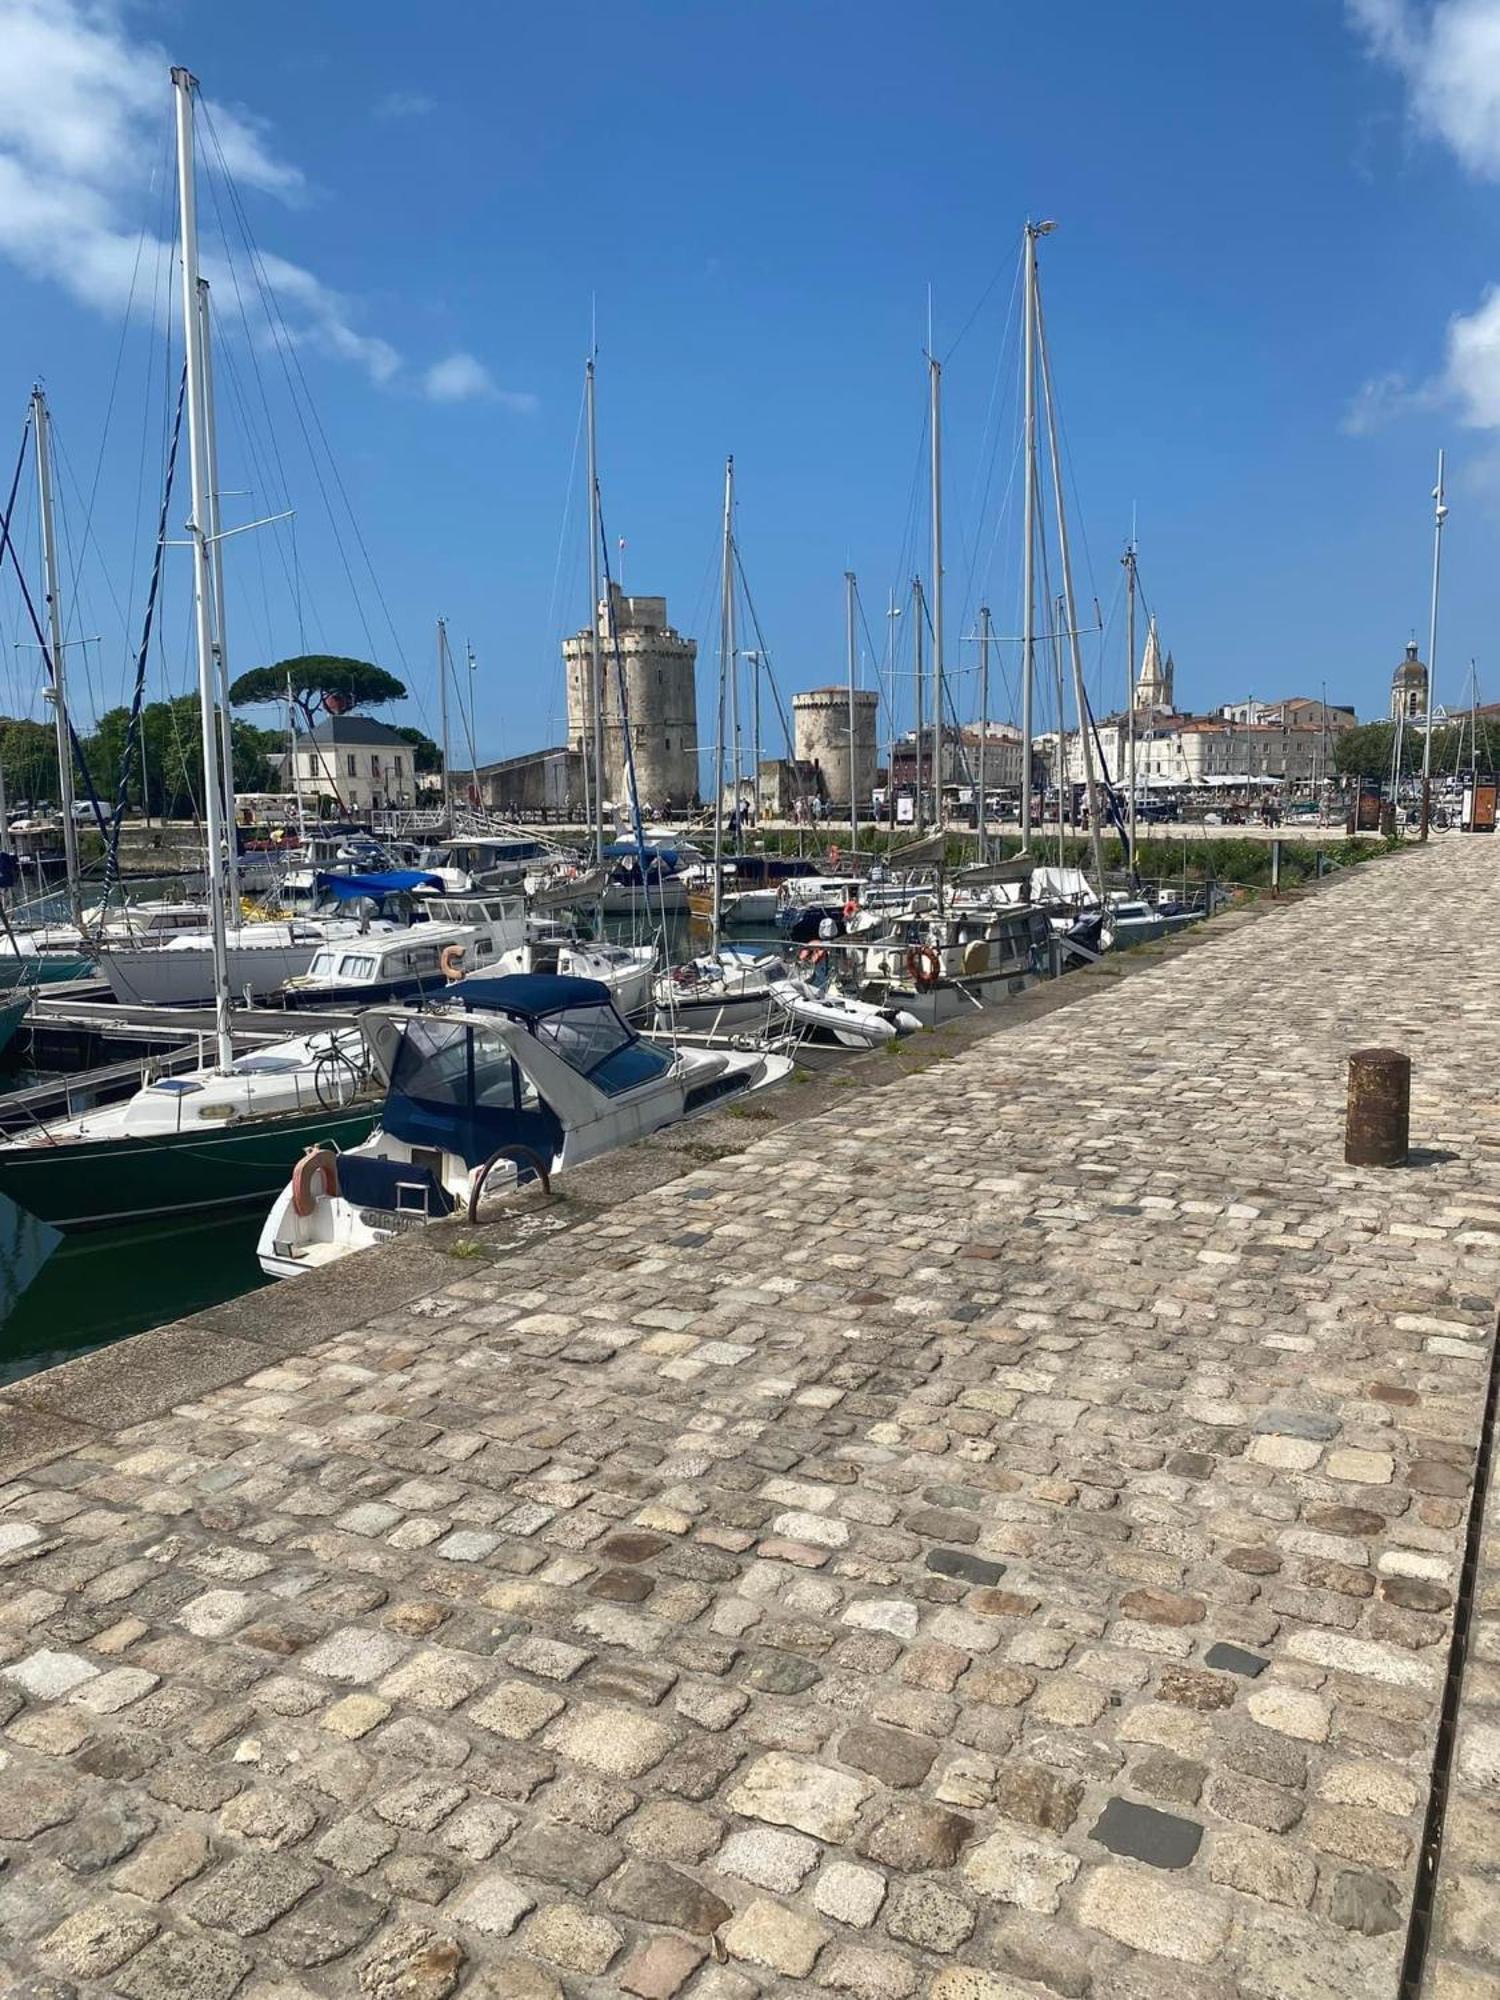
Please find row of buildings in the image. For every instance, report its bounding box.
[280,585,1427,817]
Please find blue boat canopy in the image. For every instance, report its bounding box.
[316,869,444,901]
[443,972,613,1018]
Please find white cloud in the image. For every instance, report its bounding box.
[1347,0,1500,178]
[1347,1,1500,438]
[0,0,518,406]
[374,91,436,120]
[422,352,538,411]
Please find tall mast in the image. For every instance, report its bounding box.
[1033,237,1106,898]
[977,604,991,866]
[711,457,734,950]
[1419,447,1446,841]
[31,387,82,924]
[287,670,305,840]
[845,569,858,856]
[170,66,234,1072]
[1124,538,1138,869]
[912,576,926,834]
[437,617,452,824]
[585,356,606,858]
[1020,226,1048,853]
[929,348,945,826]
[195,279,239,918]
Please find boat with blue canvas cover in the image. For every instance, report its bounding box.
[257,969,791,1277]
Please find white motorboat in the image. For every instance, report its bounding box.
[775,962,920,1047]
[282,892,526,1008]
[495,935,656,1018]
[652,947,788,1035]
[257,970,791,1277]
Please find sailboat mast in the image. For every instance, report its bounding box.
[912,576,926,834]
[1020,226,1045,853]
[711,457,734,951]
[845,570,858,856]
[585,357,606,858]
[929,350,945,826]
[1033,240,1106,898]
[196,279,240,919]
[437,617,452,824]
[1124,539,1137,868]
[30,387,82,924]
[977,604,991,866]
[171,65,234,1073]
[1419,447,1446,841]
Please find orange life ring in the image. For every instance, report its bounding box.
[843,900,859,920]
[439,943,466,981]
[291,1146,339,1218]
[905,945,941,990]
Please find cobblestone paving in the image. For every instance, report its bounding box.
[2,839,1498,2000]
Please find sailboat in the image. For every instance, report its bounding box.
[0,67,383,1229]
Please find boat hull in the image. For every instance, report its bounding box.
[0,952,92,990]
[101,939,322,1004]
[0,1102,378,1231]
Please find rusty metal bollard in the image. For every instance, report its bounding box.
[1345,1048,1410,1166]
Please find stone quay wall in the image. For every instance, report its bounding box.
[0,838,1498,1999]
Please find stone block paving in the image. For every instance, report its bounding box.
[1,839,1499,2000]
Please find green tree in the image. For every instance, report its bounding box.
[0,716,61,807]
[393,725,441,775]
[1333,721,1415,778]
[228,656,407,740]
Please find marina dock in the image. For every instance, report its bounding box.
[0,837,1496,1998]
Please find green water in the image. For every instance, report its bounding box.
[0,1203,267,1387]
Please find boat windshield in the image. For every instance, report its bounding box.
[531,1003,672,1097]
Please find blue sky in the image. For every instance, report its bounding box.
[0,0,1495,778]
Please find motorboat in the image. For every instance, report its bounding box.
[772,875,866,941]
[773,960,918,1047]
[840,905,1048,1027]
[600,839,702,914]
[495,934,655,1018]
[281,890,527,1008]
[0,1026,378,1231]
[714,854,822,928]
[652,947,788,1035]
[257,971,792,1277]
[654,946,918,1047]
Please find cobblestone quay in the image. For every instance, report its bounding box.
[2,838,1498,2000]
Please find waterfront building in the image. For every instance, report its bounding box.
[563,585,699,810]
[291,715,418,811]
[792,688,878,810]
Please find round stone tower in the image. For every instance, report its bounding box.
[564,585,700,810]
[793,687,878,811]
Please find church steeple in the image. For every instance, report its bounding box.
[1134,616,1173,712]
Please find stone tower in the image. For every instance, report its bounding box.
[793,688,879,811]
[1389,639,1427,723]
[1133,615,1174,713]
[563,585,699,811]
